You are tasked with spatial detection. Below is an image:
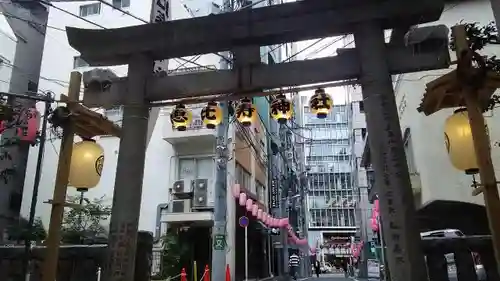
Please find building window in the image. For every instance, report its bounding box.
[256,181,265,202]
[178,157,214,179]
[403,128,417,173]
[359,101,364,113]
[73,56,89,68]
[104,106,123,126]
[79,3,101,17]
[112,0,130,8]
[236,163,252,193]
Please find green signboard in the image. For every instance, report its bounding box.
[213,234,226,250]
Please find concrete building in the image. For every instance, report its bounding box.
[0,12,16,94]
[391,0,500,208]
[357,0,499,254]
[297,87,358,264]
[348,86,372,243]
[0,1,47,238]
[10,0,281,277]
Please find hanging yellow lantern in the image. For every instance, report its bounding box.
[309,88,333,119]
[236,98,256,127]
[444,108,479,174]
[270,94,293,124]
[201,101,222,129]
[170,104,192,131]
[68,139,105,192]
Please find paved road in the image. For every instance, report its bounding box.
[303,273,353,281]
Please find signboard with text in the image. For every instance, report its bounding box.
[270,179,279,208]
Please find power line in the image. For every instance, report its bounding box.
[0,11,65,31]
[33,0,217,71]
[95,0,147,23]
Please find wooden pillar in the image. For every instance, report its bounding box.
[41,72,81,281]
[452,25,500,274]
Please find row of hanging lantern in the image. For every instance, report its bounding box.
[169,88,333,131]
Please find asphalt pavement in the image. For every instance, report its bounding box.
[306,272,354,281]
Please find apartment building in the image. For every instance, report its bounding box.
[393,0,500,208]
[0,2,47,237]
[14,0,279,276]
[0,13,16,94]
[297,89,358,263]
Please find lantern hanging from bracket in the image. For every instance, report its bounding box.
[170,104,192,131]
[309,88,333,119]
[444,108,480,175]
[69,138,105,192]
[236,98,256,127]
[201,101,222,129]
[270,94,293,124]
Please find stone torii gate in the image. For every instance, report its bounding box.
[64,0,450,281]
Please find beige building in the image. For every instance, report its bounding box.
[393,0,500,207]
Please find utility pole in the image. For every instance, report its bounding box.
[41,72,80,281]
[211,0,232,279]
[212,83,229,281]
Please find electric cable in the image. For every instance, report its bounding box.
[32,0,216,70]
[0,11,65,31]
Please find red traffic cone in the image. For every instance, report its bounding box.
[204,265,210,281]
[181,268,187,281]
[225,265,231,281]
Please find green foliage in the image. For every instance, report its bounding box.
[152,230,189,280]
[61,195,112,244]
[6,216,46,244]
[450,22,500,111]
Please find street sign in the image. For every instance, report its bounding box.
[239,216,249,228]
[213,234,226,250]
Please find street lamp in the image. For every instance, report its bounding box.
[444,108,479,175]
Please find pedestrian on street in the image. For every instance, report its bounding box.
[314,260,321,278]
[341,260,348,278]
[289,252,300,280]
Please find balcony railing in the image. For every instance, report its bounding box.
[422,235,497,281]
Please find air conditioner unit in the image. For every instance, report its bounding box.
[170,199,191,213]
[192,178,215,210]
[172,179,193,199]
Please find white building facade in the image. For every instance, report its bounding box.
[0,13,16,94]
[395,0,500,208]
[17,0,280,276]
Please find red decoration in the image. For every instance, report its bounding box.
[0,107,40,143]
[180,268,187,281]
[204,265,210,281]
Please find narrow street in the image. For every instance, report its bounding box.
[303,273,354,281]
